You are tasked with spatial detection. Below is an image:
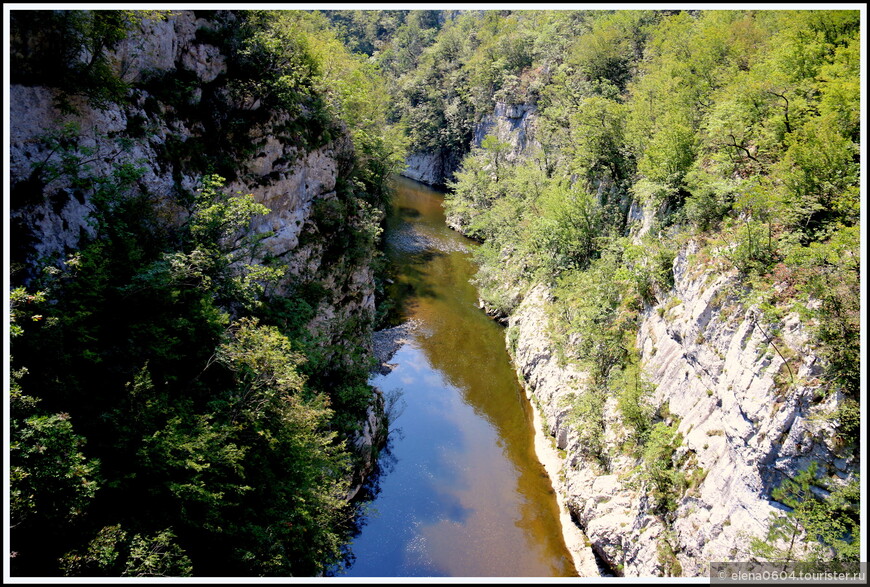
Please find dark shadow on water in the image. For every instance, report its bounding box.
[329,433,400,577]
[397,206,421,218]
[381,249,448,325]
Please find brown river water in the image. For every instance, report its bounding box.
[331,175,576,578]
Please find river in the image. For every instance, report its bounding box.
[331,175,577,578]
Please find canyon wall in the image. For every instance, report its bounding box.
[508,247,857,576]
[401,101,537,187]
[458,99,859,577]
[9,10,384,497]
[10,10,376,353]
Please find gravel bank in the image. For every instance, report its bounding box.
[371,319,422,375]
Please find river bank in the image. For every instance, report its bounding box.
[340,175,579,577]
[526,390,605,577]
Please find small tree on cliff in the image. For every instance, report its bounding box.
[750,463,860,564]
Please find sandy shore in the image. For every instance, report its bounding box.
[526,391,604,577]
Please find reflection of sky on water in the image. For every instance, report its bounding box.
[337,336,572,577]
[331,177,575,578]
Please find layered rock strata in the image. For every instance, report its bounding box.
[507,244,857,576]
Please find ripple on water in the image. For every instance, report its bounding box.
[387,226,470,254]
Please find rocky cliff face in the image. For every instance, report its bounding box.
[9,10,384,496]
[400,101,537,186]
[472,102,538,161]
[401,151,451,186]
[508,244,858,576]
[432,96,857,577]
[10,10,375,346]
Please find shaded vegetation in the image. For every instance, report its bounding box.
[8,7,861,576]
[9,9,405,577]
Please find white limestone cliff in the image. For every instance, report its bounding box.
[507,243,857,577]
[9,10,384,498]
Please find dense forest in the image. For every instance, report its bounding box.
[9,10,404,576]
[351,8,861,566]
[7,8,862,577]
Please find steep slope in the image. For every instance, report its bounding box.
[8,10,394,576]
[434,35,860,580]
[10,11,376,343]
[509,242,857,575]
[415,10,862,575]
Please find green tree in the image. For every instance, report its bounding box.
[640,422,685,518]
[60,525,193,577]
[444,134,512,238]
[751,463,860,563]
[613,360,655,447]
[724,182,784,276]
[532,181,604,274]
[785,226,861,398]
[213,317,352,575]
[565,95,630,188]
[10,389,100,531]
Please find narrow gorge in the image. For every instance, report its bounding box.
[6,7,862,580]
[420,94,861,575]
[9,10,398,576]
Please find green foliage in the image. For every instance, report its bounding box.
[10,386,100,529]
[60,525,193,577]
[620,237,675,306]
[640,422,686,518]
[566,95,631,187]
[567,389,606,463]
[10,7,409,577]
[211,317,353,575]
[124,529,194,577]
[533,182,605,274]
[612,360,655,447]
[60,525,127,575]
[682,169,740,231]
[784,226,860,398]
[830,399,860,449]
[387,11,550,160]
[322,10,412,57]
[444,134,515,239]
[657,531,683,577]
[10,165,371,576]
[10,10,168,112]
[721,184,784,276]
[9,287,51,338]
[548,242,647,385]
[638,115,696,188]
[437,11,859,464]
[11,7,862,576]
[751,463,860,563]
[233,11,406,210]
[372,11,442,79]
[773,115,859,242]
[217,317,307,412]
[566,11,651,92]
[234,11,322,117]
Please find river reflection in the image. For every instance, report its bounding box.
[332,175,576,577]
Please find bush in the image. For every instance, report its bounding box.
[751,463,860,563]
[613,361,655,447]
[640,422,686,518]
